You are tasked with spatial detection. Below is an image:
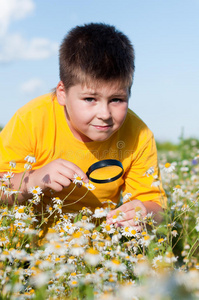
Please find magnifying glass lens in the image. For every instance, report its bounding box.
[91,165,122,180]
[86,159,123,184]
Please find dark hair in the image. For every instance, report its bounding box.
[59,23,135,91]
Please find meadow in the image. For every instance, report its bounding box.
[0,136,198,299]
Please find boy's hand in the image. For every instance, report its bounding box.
[106,200,147,228]
[28,159,89,192]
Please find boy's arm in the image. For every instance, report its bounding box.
[0,159,89,205]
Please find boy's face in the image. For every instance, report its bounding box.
[57,80,129,142]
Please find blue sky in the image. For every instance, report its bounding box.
[0,0,198,143]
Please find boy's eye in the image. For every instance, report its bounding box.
[84,98,95,102]
[111,98,123,103]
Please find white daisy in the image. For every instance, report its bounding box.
[151,179,160,187]
[123,193,132,203]
[69,243,85,256]
[144,166,155,177]
[25,154,36,164]
[14,206,28,219]
[9,160,16,169]
[93,207,109,218]
[101,222,116,234]
[24,163,32,170]
[3,172,14,180]
[84,182,95,190]
[73,174,83,185]
[84,247,102,266]
[29,186,42,196]
[104,258,127,272]
[0,236,9,246]
[162,162,176,173]
[14,220,26,228]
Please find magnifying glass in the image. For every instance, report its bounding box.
[86,159,124,184]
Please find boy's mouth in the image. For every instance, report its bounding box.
[92,124,113,131]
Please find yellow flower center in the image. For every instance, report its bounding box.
[141,231,147,235]
[175,185,181,189]
[0,238,7,242]
[165,163,171,168]
[158,238,164,243]
[105,225,111,231]
[32,189,38,194]
[112,259,120,265]
[73,232,82,239]
[130,229,137,235]
[87,248,99,255]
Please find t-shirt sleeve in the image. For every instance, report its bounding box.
[0,111,34,172]
[122,128,167,208]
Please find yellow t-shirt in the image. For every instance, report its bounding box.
[0,93,166,212]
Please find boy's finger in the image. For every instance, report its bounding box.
[107,201,139,218]
[59,159,89,183]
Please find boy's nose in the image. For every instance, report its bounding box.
[97,104,111,120]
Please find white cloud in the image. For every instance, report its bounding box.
[20,78,44,95]
[0,33,58,62]
[0,0,58,62]
[0,0,35,36]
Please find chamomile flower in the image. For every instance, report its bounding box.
[152,255,163,268]
[52,197,62,205]
[104,258,127,272]
[139,234,154,247]
[29,186,42,196]
[14,220,26,228]
[80,206,93,215]
[123,193,132,203]
[15,206,27,219]
[70,231,88,245]
[84,247,102,266]
[6,189,22,196]
[93,207,109,218]
[164,252,178,264]
[121,226,138,237]
[68,279,79,287]
[112,231,122,244]
[163,162,176,173]
[73,174,83,185]
[84,182,96,190]
[9,160,16,169]
[173,185,184,196]
[3,172,14,180]
[144,166,155,177]
[24,163,32,170]
[151,175,160,187]
[109,210,125,224]
[53,203,62,214]
[101,222,116,234]
[0,236,9,246]
[69,243,85,256]
[25,154,36,164]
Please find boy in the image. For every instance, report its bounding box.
[0,23,166,228]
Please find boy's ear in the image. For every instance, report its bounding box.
[56,81,67,105]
